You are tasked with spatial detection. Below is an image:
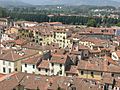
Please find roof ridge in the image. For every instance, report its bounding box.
[11,50,15,61]
[0,72,17,82]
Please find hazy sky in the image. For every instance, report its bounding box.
[20,0,120,5]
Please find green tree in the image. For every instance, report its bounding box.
[87,19,96,27]
[96,23,100,27]
[0,7,7,18]
[116,22,120,27]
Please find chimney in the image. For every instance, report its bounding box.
[1,49,4,54]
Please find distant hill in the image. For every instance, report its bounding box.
[22,0,120,7]
[0,0,30,7]
[0,0,120,7]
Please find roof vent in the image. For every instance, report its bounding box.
[64,82,67,85]
[19,51,25,56]
[89,86,92,89]
[46,78,49,82]
[118,77,120,79]
[67,83,70,87]
[26,76,29,79]
[35,76,40,80]
[5,76,11,80]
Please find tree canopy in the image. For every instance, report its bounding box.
[87,19,96,27]
[0,7,6,18]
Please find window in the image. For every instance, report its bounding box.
[45,69,48,73]
[3,61,5,65]
[91,72,94,77]
[52,63,54,67]
[33,65,35,69]
[60,64,62,68]
[25,64,27,67]
[33,72,35,74]
[39,68,41,71]
[60,70,62,75]
[9,68,11,73]
[15,68,17,71]
[85,54,87,56]
[36,32,38,34]
[40,43,42,46]
[38,32,41,35]
[3,67,5,73]
[8,62,11,66]
[111,73,114,77]
[51,69,54,73]
[32,39,35,42]
[40,38,43,41]
[101,72,103,76]
[71,87,76,90]
[25,70,27,73]
[36,40,38,43]
[81,71,84,75]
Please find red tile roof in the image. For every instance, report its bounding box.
[15,39,28,45]
[38,60,49,69]
[50,54,68,64]
[115,50,120,58]
[0,49,38,62]
[66,66,78,75]
[0,72,105,90]
[22,55,41,64]
[0,73,6,78]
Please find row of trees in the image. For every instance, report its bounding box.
[7,12,102,26]
[8,13,49,22]
[0,7,7,18]
[6,12,120,27]
[0,7,120,27]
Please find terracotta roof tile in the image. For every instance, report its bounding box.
[50,54,68,64]
[15,39,28,45]
[115,50,120,58]
[38,60,49,69]
[0,49,38,62]
[22,55,41,64]
[0,72,104,90]
[66,66,78,75]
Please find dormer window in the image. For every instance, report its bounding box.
[55,50,57,53]
[101,30,104,32]
[90,31,92,33]
[101,29,108,33]
[61,57,64,59]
